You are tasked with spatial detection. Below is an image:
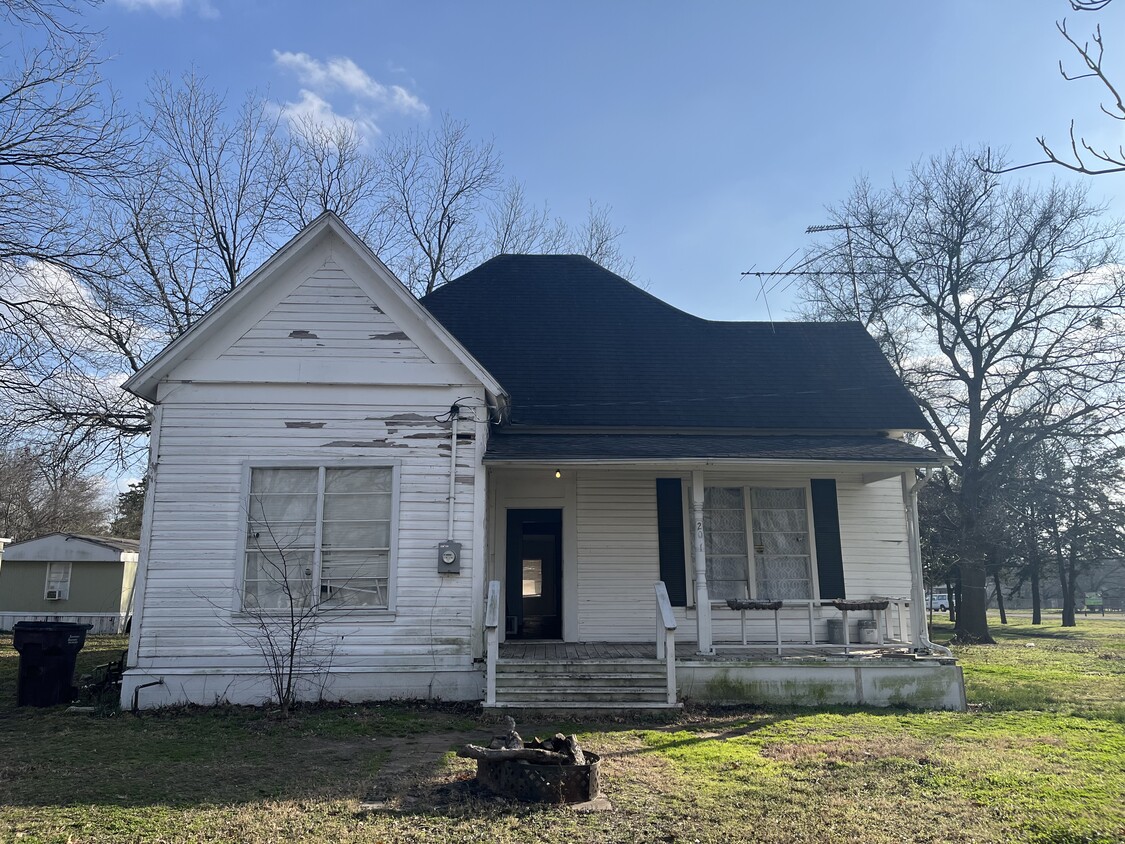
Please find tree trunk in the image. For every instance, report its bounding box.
[992,570,1007,625]
[1031,564,1041,625]
[1050,517,1076,628]
[946,577,956,623]
[1062,548,1079,628]
[954,564,995,643]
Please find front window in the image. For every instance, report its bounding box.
[703,486,814,601]
[243,465,394,610]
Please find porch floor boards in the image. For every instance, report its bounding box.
[497,640,917,663]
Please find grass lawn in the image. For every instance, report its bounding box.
[1,617,1123,843]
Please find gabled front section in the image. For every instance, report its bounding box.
[124,221,963,712]
[122,215,503,708]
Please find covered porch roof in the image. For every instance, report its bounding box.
[484,430,946,466]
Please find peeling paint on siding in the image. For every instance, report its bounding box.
[369,331,411,341]
[288,330,319,339]
[284,421,326,429]
[321,440,409,449]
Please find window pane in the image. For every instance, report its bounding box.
[325,467,392,494]
[323,492,392,521]
[751,488,812,599]
[703,487,749,601]
[522,559,543,597]
[250,467,318,494]
[321,550,389,607]
[246,520,317,551]
[243,550,313,608]
[322,520,390,549]
[249,493,318,525]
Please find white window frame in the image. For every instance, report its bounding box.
[234,459,401,615]
[44,561,72,600]
[702,481,821,603]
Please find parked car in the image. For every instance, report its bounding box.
[927,593,950,612]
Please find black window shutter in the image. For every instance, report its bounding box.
[811,479,846,599]
[656,478,688,606]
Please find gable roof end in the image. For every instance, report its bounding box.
[122,212,506,402]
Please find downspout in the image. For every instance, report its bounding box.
[448,410,459,539]
[902,469,953,657]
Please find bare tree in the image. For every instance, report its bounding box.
[799,148,1125,643]
[0,441,111,540]
[380,114,503,296]
[575,199,635,278]
[0,0,141,459]
[988,0,1125,175]
[486,179,570,255]
[275,115,394,251]
[146,72,290,293]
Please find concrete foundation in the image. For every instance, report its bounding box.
[678,659,966,710]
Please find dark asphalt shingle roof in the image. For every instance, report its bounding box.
[422,255,929,432]
[485,432,943,464]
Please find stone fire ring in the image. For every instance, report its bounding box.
[475,751,607,807]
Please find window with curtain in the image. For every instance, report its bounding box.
[703,485,814,601]
[243,465,394,610]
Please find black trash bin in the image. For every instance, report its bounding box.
[12,621,93,707]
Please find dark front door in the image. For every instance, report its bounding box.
[505,508,563,639]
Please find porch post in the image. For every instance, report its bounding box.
[691,471,714,655]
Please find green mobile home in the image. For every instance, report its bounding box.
[0,534,140,634]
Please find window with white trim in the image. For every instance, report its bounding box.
[243,466,394,610]
[44,562,71,600]
[703,486,814,601]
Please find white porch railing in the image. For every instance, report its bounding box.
[484,580,500,706]
[654,581,678,705]
[718,596,914,654]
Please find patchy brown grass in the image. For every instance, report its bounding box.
[1,623,1124,842]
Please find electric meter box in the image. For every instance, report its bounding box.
[437,540,462,573]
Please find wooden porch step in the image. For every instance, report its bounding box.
[495,675,666,688]
[492,654,672,708]
[496,660,664,675]
[485,701,682,711]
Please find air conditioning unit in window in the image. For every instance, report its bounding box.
[45,589,62,601]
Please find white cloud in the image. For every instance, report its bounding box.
[276,89,379,141]
[273,51,427,116]
[272,51,427,142]
[114,0,218,17]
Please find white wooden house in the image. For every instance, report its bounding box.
[120,213,964,711]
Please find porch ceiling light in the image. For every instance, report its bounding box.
[554,470,562,479]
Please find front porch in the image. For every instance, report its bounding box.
[484,582,966,711]
[488,638,964,712]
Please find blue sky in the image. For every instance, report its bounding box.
[91,0,1125,321]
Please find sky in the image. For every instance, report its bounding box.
[83,0,1125,322]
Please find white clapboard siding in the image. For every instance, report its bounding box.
[219,262,432,361]
[136,382,485,675]
[837,477,912,600]
[575,470,661,642]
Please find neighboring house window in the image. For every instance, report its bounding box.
[703,486,814,601]
[243,465,394,610]
[44,562,71,600]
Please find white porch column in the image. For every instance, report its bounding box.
[691,471,714,655]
